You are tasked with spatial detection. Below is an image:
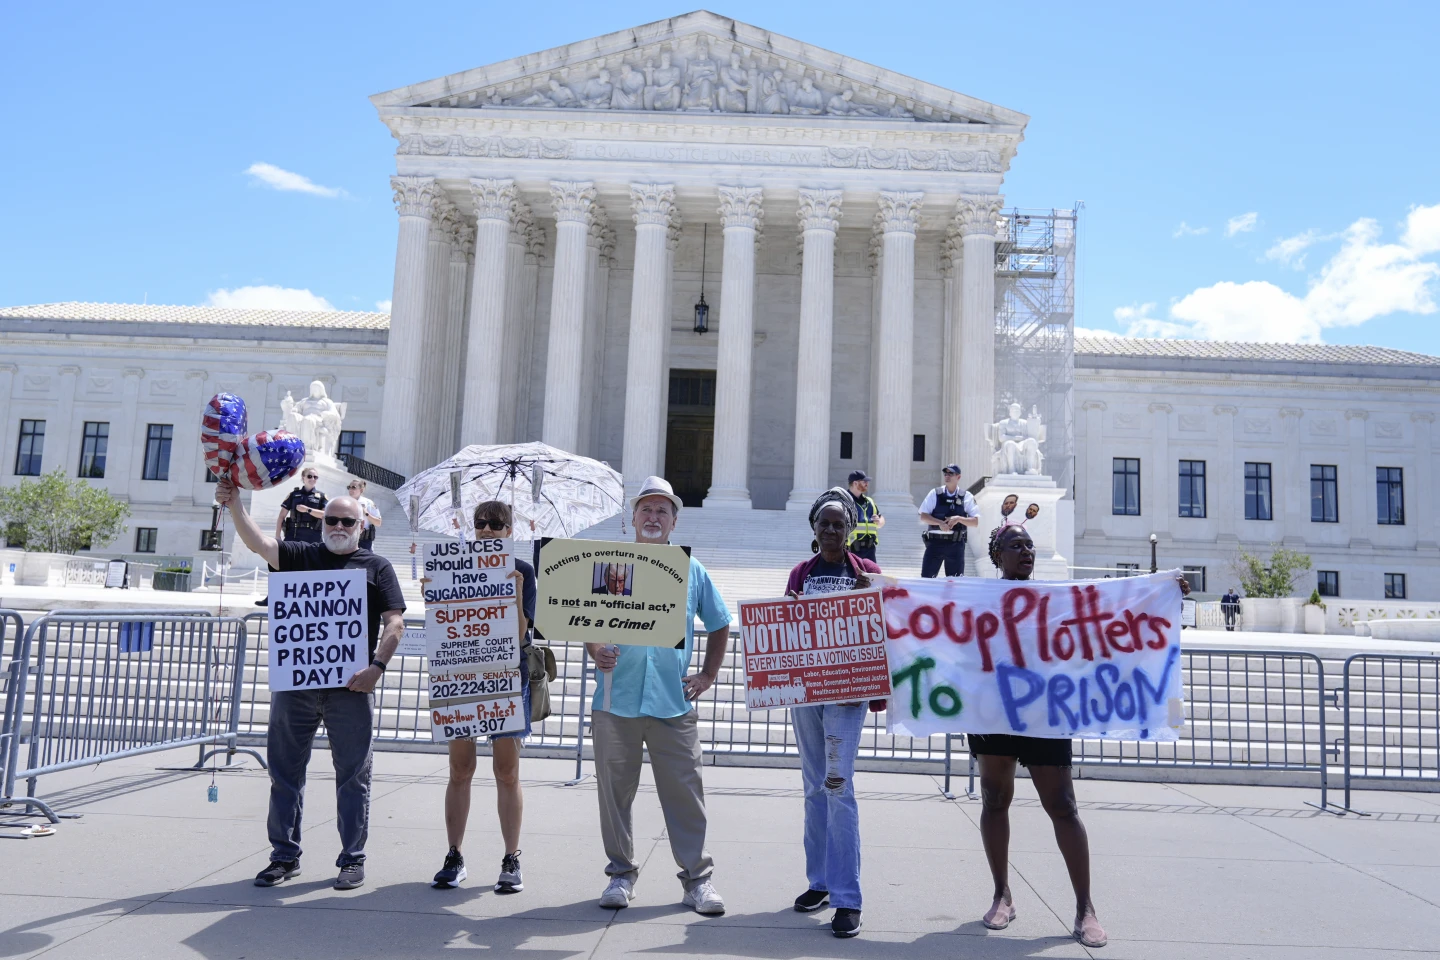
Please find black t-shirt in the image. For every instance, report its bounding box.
[516,557,537,638]
[277,541,406,658]
[281,487,328,530]
[803,557,858,595]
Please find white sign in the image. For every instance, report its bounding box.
[104,560,127,589]
[396,626,427,658]
[431,693,527,741]
[267,569,368,692]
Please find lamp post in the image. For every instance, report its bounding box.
[1149,532,1158,574]
[693,223,709,334]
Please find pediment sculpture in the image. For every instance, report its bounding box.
[986,403,1047,476]
[280,380,348,465]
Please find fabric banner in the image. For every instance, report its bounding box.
[534,538,690,647]
[883,571,1185,741]
[267,569,367,691]
[739,589,891,709]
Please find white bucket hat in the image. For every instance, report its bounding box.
[628,475,683,514]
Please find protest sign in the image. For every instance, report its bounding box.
[535,538,690,647]
[267,569,367,692]
[739,589,891,709]
[882,571,1185,741]
[432,693,527,740]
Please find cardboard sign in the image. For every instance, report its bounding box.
[431,693,527,740]
[883,571,1185,741]
[739,589,892,709]
[267,569,367,691]
[535,538,690,647]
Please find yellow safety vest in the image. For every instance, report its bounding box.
[848,495,881,545]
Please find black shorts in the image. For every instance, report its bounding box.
[967,733,1072,768]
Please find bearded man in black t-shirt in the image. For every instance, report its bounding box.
[216,475,406,893]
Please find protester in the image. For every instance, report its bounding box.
[348,479,382,549]
[277,468,327,544]
[585,476,731,915]
[433,501,536,893]
[1222,586,1241,631]
[845,470,884,564]
[918,465,977,578]
[783,488,882,938]
[215,474,405,891]
[972,524,1189,948]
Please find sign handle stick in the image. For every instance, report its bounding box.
[601,645,617,713]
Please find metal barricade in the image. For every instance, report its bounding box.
[1,613,260,818]
[1341,654,1440,814]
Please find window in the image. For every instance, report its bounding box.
[142,424,174,481]
[839,431,853,460]
[135,527,158,553]
[1310,465,1338,523]
[1316,570,1340,598]
[337,430,367,461]
[1182,565,1207,594]
[912,435,926,462]
[1385,573,1407,600]
[1244,462,1273,521]
[1178,460,1207,518]
[205,468,222,484]
[78,421,109,479]
[1377,467,1404,525]
[1115,562,1141,577]
[1112,458,1141,515]
[14,419,45,476]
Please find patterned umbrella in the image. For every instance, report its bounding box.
[396,442,625,541]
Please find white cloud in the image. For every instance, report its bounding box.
[1225,212,1259,237]
[1403,202,1440,255]
[245,162,345,198]
[375,299,392,313]
[1073,325,1130,339]
[1173,221,1209,238]
[205,285,335,311]
[1265,230,1326,269]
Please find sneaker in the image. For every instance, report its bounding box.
[495,850,523,893]
[682,879,726,916]
[794,888,830,912]
[253,860,300,887]
[598,876,635,909]
[832,908,862,938]
[334,862,366,890]
[433,847,466,888]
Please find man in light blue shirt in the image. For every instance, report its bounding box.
[585,476,732,916]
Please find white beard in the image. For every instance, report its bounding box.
[325,528,361,552]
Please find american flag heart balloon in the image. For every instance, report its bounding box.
[230,430,307,490]
[200,393,248,477]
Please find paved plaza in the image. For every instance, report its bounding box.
[3,752,1439,959]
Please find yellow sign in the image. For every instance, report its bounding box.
[535,538,690,647]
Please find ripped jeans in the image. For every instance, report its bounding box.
[792,702,867,910]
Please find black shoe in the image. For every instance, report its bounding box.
[335,862,366,890]
[254,597,268,607]
[433,847,466,888]
[832,908,862,938]
[254,860,300,886]
[495,850,523,893]
[794,889,830,912]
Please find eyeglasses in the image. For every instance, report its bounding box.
[475,519,508,532]
[303,475,318,481]
[324,516,359,528]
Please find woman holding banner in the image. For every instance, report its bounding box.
[783,488,882,939]
[432,501,536,894]
[974,524,1188,949]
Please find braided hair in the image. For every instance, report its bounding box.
[988,524,1028,567]
[808,487,859,554]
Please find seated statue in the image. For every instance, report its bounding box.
[718,51,753,112]
[643,51,682,111]
[681,39,719,111]
[985,403,1046,476]
[611,63,645,110]
[790,76,825,115]
[281,380,347,464]
[759,69,789,114]
[578,69,614,108]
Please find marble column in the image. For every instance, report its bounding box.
[1346,409,1370,547]
[940,226,963,467]
[378,176,438,476]
[1081,400,1107,536]
[414,204,455,467]
[621,183,676,489]
[177,370,208,502]
[956,196,1003,483]
[1149,402,1172,538]
[460,179,517,448]
[706,185,764,506]
[577,213,609,457]
[1214,405,1239,542]
[513,222,545,442]
[497,204,531,444]
[656,214,682,473]
[786,188,843,509]
[0,363,17,477]
[1413,412,1437,550]
[440,221,473,455]
[541,181,595,453]
[873,191,924,513]
[1280,407,1306,541]
[867,217,884,470]
[49,365,82,477]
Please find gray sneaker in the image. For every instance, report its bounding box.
[334,862,365,890]
[495,850,523,893]
[682,879,725,915]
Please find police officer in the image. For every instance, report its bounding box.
[845,470,884,564]
[276,468,327,544]
[918,464,978,578]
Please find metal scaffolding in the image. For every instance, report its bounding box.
[993,205,1078,496]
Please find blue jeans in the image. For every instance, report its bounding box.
[267,688,374,867]
[792,702,867,910]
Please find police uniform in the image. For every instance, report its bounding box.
[919,483,976,578]
[847,492,883,563]
[280,486,328,544]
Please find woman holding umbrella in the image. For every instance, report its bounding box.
[432,500,537,894]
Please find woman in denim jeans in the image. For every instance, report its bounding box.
[783,489,882,938]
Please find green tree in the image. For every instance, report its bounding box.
[0,469,131,554]
[1229,544,1313,598]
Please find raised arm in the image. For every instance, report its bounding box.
[215,476,280,568]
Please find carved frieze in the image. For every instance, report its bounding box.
[1243,418,1272,435]
[1178,414,1205,432]
[1308,418,1338,437]
[1375,421,1404,439]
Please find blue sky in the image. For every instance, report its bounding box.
[4,1,1438,350]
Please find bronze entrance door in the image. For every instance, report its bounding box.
[664,369,715,508]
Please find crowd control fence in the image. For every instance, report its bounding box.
[0,612,262,824]
[1340,653,1440,814]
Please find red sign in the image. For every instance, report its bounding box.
[739,589,892,709]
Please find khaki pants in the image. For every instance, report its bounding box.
[592,709,714,890]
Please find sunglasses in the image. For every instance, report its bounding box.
[475,519,509,531]
[303,475,318,481]
[324,516,359,528]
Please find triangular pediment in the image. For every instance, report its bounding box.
[371,10,1027,128]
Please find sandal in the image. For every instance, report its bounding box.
[982,899,1016,930]
[1074,915,1107,948]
